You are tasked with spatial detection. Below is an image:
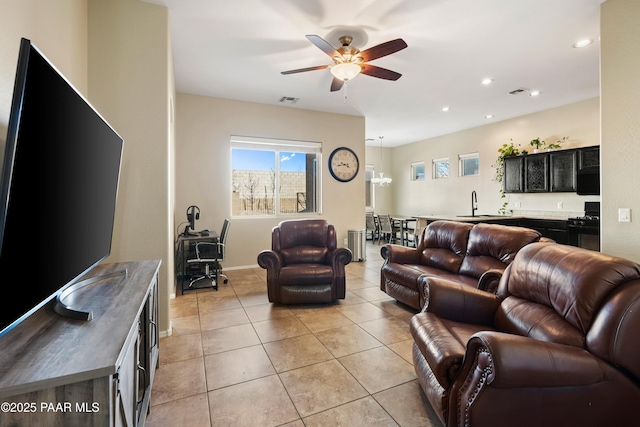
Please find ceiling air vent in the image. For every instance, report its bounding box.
[279,96,299,103]
[508,88,529,95]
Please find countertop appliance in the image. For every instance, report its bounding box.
[567,202,600,251]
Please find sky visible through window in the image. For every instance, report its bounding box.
[231,149,306,172]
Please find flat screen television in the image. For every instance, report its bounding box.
[0,39,123,337]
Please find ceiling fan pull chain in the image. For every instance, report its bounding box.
[343,81,348,104]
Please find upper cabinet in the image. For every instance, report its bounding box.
[524,153,549,192]
[503,156,524,193]
[550,150,577,192]
[504,145,598,194]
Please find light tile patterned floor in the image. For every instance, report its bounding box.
[145,242,443,427]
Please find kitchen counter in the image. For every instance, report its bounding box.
[415,214,522,223]
[413,214,574,245]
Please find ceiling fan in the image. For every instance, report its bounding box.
[281,35,408,92]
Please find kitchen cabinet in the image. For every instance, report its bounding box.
[519,219,568,244]
[578,146,599,169]
[550,150,577,192]
[524,153,549,192]
[503,156,524,193]
[504,146,599,194]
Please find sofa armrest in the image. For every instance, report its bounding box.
[477,269,503,294]
[257,250,283,301]
[447,331,639,427]
[465,332,604,388]
[380,243,420,264]
[419,276,500,325]
[328,247,353,275]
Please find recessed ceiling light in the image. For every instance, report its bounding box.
[442,106,450,112]
[529,90,541,97]
[481,78,494,86]
[573,39,593,48]
[485,114,494,119]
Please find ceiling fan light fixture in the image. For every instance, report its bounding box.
[330,63,361,81]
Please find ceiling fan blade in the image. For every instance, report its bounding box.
[360,64,402,81]
[306,35,343,59]
[281,64,329,75]
[359,38,408,62]
[330,77,345,92]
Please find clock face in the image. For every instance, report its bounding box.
[329,147,359,182]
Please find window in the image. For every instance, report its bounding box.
[411,161,425,181]
[365,165,375,209]
[459,152,479,177]
[231,136,321,216]
[433,157,449,179]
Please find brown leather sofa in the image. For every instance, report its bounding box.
[380,220,544,309]
[257,219,352,304]
[411,242,640,427]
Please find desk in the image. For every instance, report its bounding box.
[176,232,218,294]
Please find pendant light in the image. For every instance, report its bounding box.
[371,136,392,187]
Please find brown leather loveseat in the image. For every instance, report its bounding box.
[411,242,640,426]
[257,219,352,304]
[380,220,544,310]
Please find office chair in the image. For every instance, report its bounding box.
[186,241,222,290]
[185,219,230,289]
[215,218,230,284]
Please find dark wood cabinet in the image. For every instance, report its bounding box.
[520,219,568,244]
[550,150,577,192]
[503,146,599,194]
[524,153,549,192]
[503,156,524,193]
[578,146,600,169]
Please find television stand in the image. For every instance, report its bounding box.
[54,268,128,320]
[0,260,161,427]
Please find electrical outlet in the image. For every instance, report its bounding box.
[557,202,563,209]
[618,208,631,222]
[514,201,521,208]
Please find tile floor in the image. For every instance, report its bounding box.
[145,242,443,427]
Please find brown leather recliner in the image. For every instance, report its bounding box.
[257,219,352,304]
[410,241,640,427]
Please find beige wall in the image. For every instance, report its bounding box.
[0,0,87,135]
[175,94,365,268]
[88,0,174,333]
[601,0,640,261]
[388,98,601,218]
[365,145,395,214]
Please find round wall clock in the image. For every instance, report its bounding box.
[328,147,359,182]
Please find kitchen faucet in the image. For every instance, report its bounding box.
[471,190,478,217]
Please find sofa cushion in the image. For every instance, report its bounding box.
[411,312,493,389]
[459,223,542,278]
[280,245,328,265]
[279,264,334,285]
[497,242,640,337]
[419,221,473,273]
[382,263,480,293]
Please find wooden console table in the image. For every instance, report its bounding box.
[0,259,161,427]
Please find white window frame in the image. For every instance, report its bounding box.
[411,161,425,181]
[230,135,322,217]
[459,152,480,177]
[365,164,375,209]
[432,157,450,179]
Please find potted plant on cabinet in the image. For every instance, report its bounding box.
[529,137,545,153]
[545,136,569,151]
[492,140,520,215]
